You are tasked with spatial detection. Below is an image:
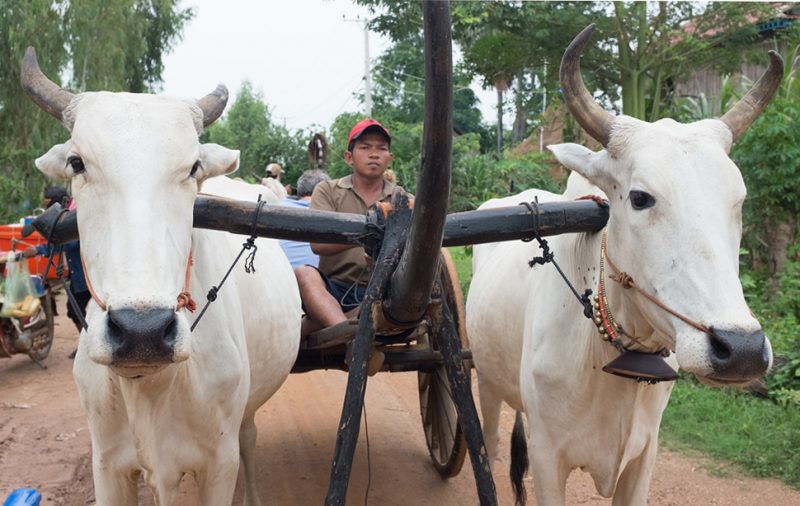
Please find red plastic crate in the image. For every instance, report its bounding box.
[0,223,66,280]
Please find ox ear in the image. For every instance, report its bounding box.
[198,143,239,181]
[548,143,616,189]
[35,143,71,181]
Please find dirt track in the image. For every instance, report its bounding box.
[2,295,799,505]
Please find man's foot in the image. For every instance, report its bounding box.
[68,349,77,359]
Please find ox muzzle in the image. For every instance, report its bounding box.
[707,328,770,382]
[107,307,178,365]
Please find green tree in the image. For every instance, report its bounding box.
[360,1,783,126]
[451,1,601,144]
[205,81,309,188]
[66,0,193,92]
[1,1,69,222]
[370,32,488,148]
[0,0,193,223]
[733,41,800,277]
[606,1,777,121]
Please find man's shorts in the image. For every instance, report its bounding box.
[305,266,366,313]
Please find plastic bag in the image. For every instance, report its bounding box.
[0,256,40,318]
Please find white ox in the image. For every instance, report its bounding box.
[22,48,300,505]
[467,26,781,505]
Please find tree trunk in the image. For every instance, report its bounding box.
[496,87,504,154]
[511,71,528,143]
[766,214,797,276]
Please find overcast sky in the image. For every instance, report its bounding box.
[161,0,496,132]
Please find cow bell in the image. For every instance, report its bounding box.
[602,350,678,383]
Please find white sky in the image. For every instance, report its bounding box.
[161,0,497,132]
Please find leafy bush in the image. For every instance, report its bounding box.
[450,150,561,211]
[742,248,800,406]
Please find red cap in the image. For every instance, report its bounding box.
[347,119,391,148]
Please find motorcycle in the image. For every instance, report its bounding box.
[0,254,56,365]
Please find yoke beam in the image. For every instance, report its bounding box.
[31,196,609,248]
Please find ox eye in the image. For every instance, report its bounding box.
[189,160,201,178]
[629,190,656,210]
[67,156,85,175]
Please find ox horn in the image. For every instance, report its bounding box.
[20,47,75,122]
[197,84,228,127]
[720,51,784,142]
[560,24,615,147]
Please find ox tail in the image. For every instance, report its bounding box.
[510,411,529,506]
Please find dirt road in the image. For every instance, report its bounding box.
[2,297,799,505]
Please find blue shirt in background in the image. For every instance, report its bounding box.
[277,198,319,269]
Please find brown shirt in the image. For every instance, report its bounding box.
[311,175,398,285]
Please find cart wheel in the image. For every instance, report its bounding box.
[27,289,55,362]
[418,249,468,478]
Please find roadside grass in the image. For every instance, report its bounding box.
[661,375,800,488]
[449,245,800,490]
[447,246,472,297]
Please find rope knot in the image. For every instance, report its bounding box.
[176,291,197,312]
[207,286,219,302]
[610,271,635,289]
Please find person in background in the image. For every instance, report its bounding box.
[22,187,89,357]
[278,169,330,269]
[261,162,289,199]
[42,186,69,209]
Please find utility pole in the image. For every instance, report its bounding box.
[539,60,548,153]
[344,16,372,117]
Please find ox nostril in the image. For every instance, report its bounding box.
[107,308,178,363]
[709,331,731,361]
[707,328,768,381]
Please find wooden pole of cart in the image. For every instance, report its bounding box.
[324,2,497,504]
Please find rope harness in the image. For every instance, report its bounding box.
[189,194,266,331]
[595,231,711,355]
[80,252,195,313]
[524,196,710,357]
[521,197,595,320]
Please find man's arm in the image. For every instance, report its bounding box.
[310,242,356,256]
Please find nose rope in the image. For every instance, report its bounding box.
[176,251,197,312]
[80,252,108,312]
[80,251,196,313]
[602,233,711,335]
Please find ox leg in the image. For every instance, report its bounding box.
[196,446,240,506]
[477,376,503,467]
[529,436,569,506]
[612,440,658,506]
[149,470,183,506]
[91,462,138,506]
[239,415,262,506]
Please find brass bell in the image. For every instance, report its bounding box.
[602,350,678,382]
